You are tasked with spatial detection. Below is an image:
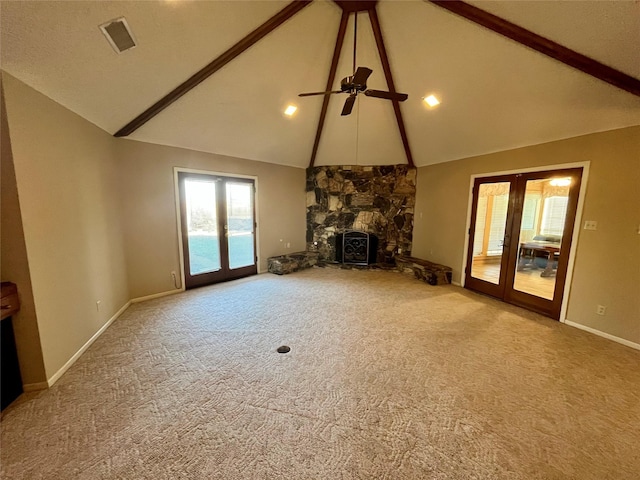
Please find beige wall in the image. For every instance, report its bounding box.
[117,138,306,299]
[1,73,305,381]
[1,84,47,385]
[2,73,130,380]
[414,126,640,344]
[2,70,635,387]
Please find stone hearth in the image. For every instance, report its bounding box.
[306,165,416,263]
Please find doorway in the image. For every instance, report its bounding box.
[178,171,257,289]
[464,168,582,319]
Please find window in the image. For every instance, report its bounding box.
[540,196,568,236]
[487,194,509,255]
[473,197,488,256]
[521,195,539,230]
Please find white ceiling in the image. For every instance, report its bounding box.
[2,0,639,168]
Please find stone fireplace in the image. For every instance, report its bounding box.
[306,165,416,264]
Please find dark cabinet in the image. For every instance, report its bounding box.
[1,282,23,411]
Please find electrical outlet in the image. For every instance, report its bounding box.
[171,270,176,279]
[96,300,101,312]
[596,305,606,315]
[286,242,291,248]
[584,220,598,231]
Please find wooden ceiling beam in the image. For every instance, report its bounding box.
[428,0,640,97]
[333,1,377,14]
[114,0,313,138]
[308,10,350,168]
[368,7,415,168]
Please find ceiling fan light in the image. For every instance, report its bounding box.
[549,177,571,187]
[424,95,440,107]
[284,105,297,117]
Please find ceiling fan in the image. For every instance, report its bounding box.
[298,12,408,116]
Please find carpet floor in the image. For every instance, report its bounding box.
[1,267,639,479]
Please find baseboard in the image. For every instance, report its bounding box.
[41,289,183,388]
[451,281,462,287]
[22,381,49,392]
[563,320,640,351]
[131,288,183,303]
[46,300,132,387]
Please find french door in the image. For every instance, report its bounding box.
[464,168,582,319]
[178,172,257,289]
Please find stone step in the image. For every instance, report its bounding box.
[267,252,319,275]
[394,254,452,285]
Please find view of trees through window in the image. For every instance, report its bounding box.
[184,178,255,275]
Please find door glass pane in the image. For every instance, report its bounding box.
[470,182,510,284]
[185,179,221,275]
[513,177,570,300]
[226,182,255,270]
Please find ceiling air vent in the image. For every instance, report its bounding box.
[99,17,137,54]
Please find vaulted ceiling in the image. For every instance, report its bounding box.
[2,0,639,168]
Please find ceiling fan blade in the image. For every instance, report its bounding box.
[352,67,372,86]
[341,94,357,116]
[298,90,342,97]
[364,89,408,102]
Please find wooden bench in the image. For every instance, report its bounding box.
[395,255,452,285]
[267,251,319,275]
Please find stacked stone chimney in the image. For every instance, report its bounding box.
[306,165,416,263]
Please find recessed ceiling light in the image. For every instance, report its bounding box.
[423,95,440,107]
[284,105,297,117]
